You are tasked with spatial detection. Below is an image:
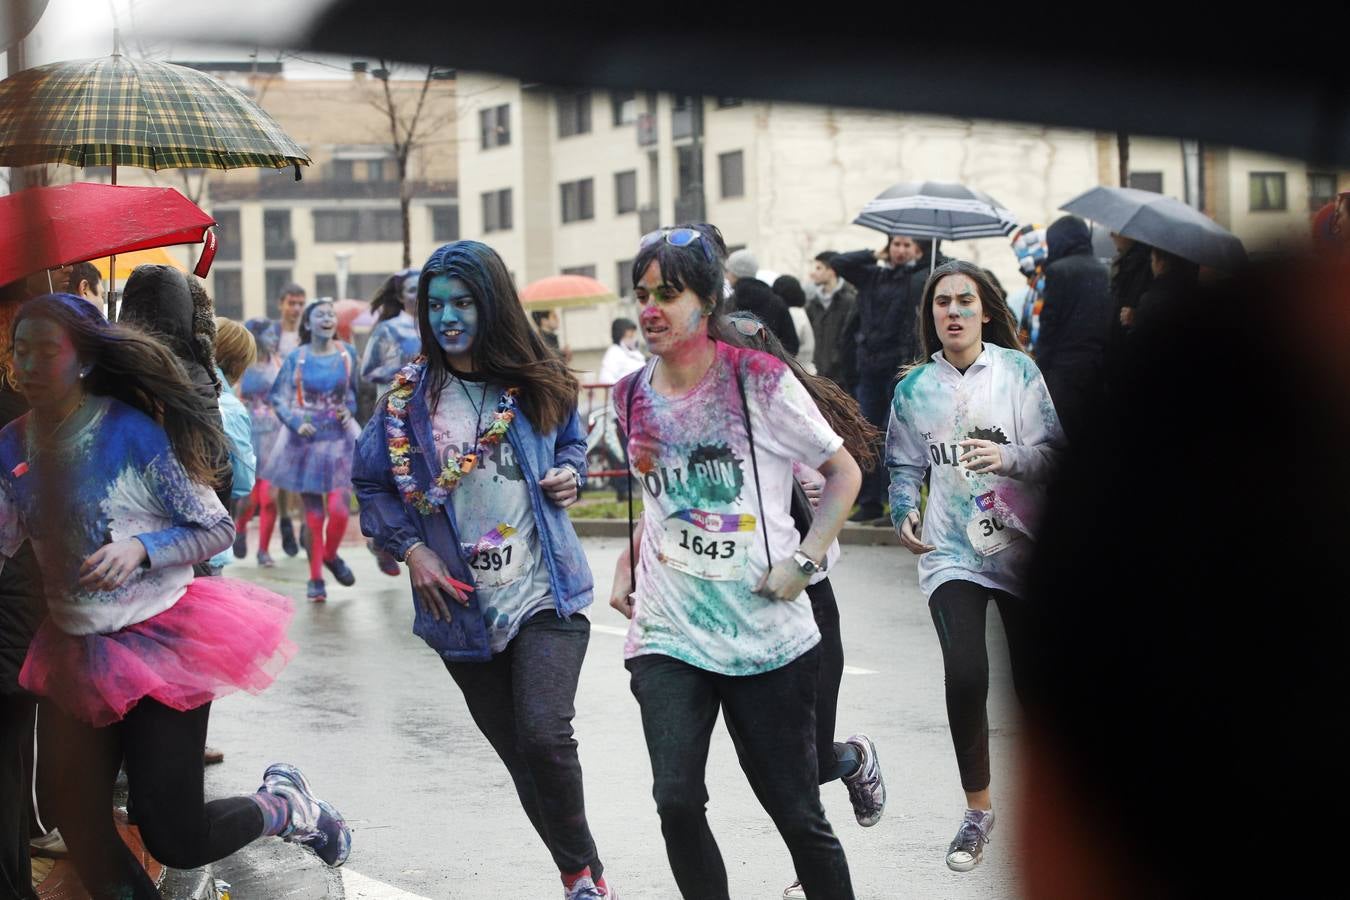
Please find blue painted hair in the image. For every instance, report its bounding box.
[244,317,279,358]
[416,241,577,432]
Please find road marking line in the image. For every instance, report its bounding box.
[593,624,879,674]
[342,868,435,899]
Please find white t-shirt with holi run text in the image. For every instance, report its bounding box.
[615,342,843,676]
[432,377,554,654]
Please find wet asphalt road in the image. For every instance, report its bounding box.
[205,531,1022,899]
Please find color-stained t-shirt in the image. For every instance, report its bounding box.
[615,341,843,676]
[432,377,553,654]
[885,344,1065,599]
[0,397,232,635]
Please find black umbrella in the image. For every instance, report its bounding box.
[1060,186,1246,271]
[854,181,1020,273]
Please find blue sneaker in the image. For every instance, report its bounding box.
[259,763,351,867]
[306,579,327,603]
[323,555,355,587]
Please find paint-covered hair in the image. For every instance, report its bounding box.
[907,260,1025,378]
[630,222,738,342]
[244,317,278,360]
[297,298,334,345]
[723,311,879,471]
[417,241,579,433]
[13,294,229,486]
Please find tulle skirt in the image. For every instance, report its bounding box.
[20,576,295,727]
[260,422,359,495]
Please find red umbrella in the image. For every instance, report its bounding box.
[332,299,369,343]
[519,274,616,310]
[0,182,215,288]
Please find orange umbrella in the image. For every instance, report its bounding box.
[92,245,185,282]
[519,274,616,310]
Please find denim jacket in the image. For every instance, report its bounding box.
[352,369,594,661]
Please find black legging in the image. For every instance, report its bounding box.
[928,579,1031,792]
[40,698,264,900]
[789,486,853,784]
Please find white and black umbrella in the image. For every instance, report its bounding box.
[1060,186,1246,271]
[854,181,1021,241]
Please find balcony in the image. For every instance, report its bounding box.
[671,101,702,141]
[208,176,457,203]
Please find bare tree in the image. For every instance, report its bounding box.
[370,60,454,268]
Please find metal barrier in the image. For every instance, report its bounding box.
[579,382,627,482]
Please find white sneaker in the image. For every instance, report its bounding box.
[782,880,806,899]
[946,808,995,872]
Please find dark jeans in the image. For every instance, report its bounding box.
[929,580,1031,792]
[853,373,891,511]
[0,693,37,900]
[806,580,855,784]
[628,649,854,900]
[443,609,602,879]
[41,699,264,900]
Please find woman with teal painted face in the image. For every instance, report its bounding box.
[885,260,1065,873]
[352,241,614,900]
[610,224,861,900]
[265,300,360,602]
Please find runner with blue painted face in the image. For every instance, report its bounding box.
[353,241,615,899]
[886,260,1066,873]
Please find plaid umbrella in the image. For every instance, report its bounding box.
[0,54,310,175]
[854,181,1020,241]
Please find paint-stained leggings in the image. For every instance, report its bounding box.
[628,648,854,900]
[443,609,604,881]
[301,490,350,581]
[236,478,278,553]
[39,698,265,900]
[929,579,1031,792]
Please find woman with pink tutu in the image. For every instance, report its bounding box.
[266,300,361,602]
[0,294,351,900]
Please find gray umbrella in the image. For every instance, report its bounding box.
[1060,186,1246,271]
[854,181,1020,242]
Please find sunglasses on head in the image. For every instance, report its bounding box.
[728,315,766,338]
[639,227,716,263]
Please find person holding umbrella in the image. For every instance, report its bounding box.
[832,234,943,523]
[886,260,1064,873]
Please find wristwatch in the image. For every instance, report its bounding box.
[792,549,825,576]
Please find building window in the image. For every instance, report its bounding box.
[212,269,242,319]
[557,90,592,138]
[482,188,513,233]
[614,170,638,214]
[329,159,355,182]
[1128,171,1164,194]
[560,178,595,223]
[611,90,637,126]
[1249,172,1288,211]
[430,205,460,242]
[479,104,510,149]
[315,272,388,301]
[677,144,702,198]
[264,268,294,306]
[213,209,241,262]
[561,265,597,278]
[718,150,745,199]
[263,208,294,260]
[616,258,634,297]
[313,208,403,242]
[672,94,699,140]
[715,97,742,109]
[365,159,391,182]
[1309,172,1339,212]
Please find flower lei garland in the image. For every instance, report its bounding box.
[385,357,519,515]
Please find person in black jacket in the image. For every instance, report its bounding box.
[831,235,941,522]
[1035,216,1111,443]
[1106,235,1153,395]
[725,249,799,354]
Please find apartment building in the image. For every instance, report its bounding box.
[190,61,459,319]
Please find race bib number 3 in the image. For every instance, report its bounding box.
[462,539,529,588]
[966,491,1022,557]
[658,509,756,582]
